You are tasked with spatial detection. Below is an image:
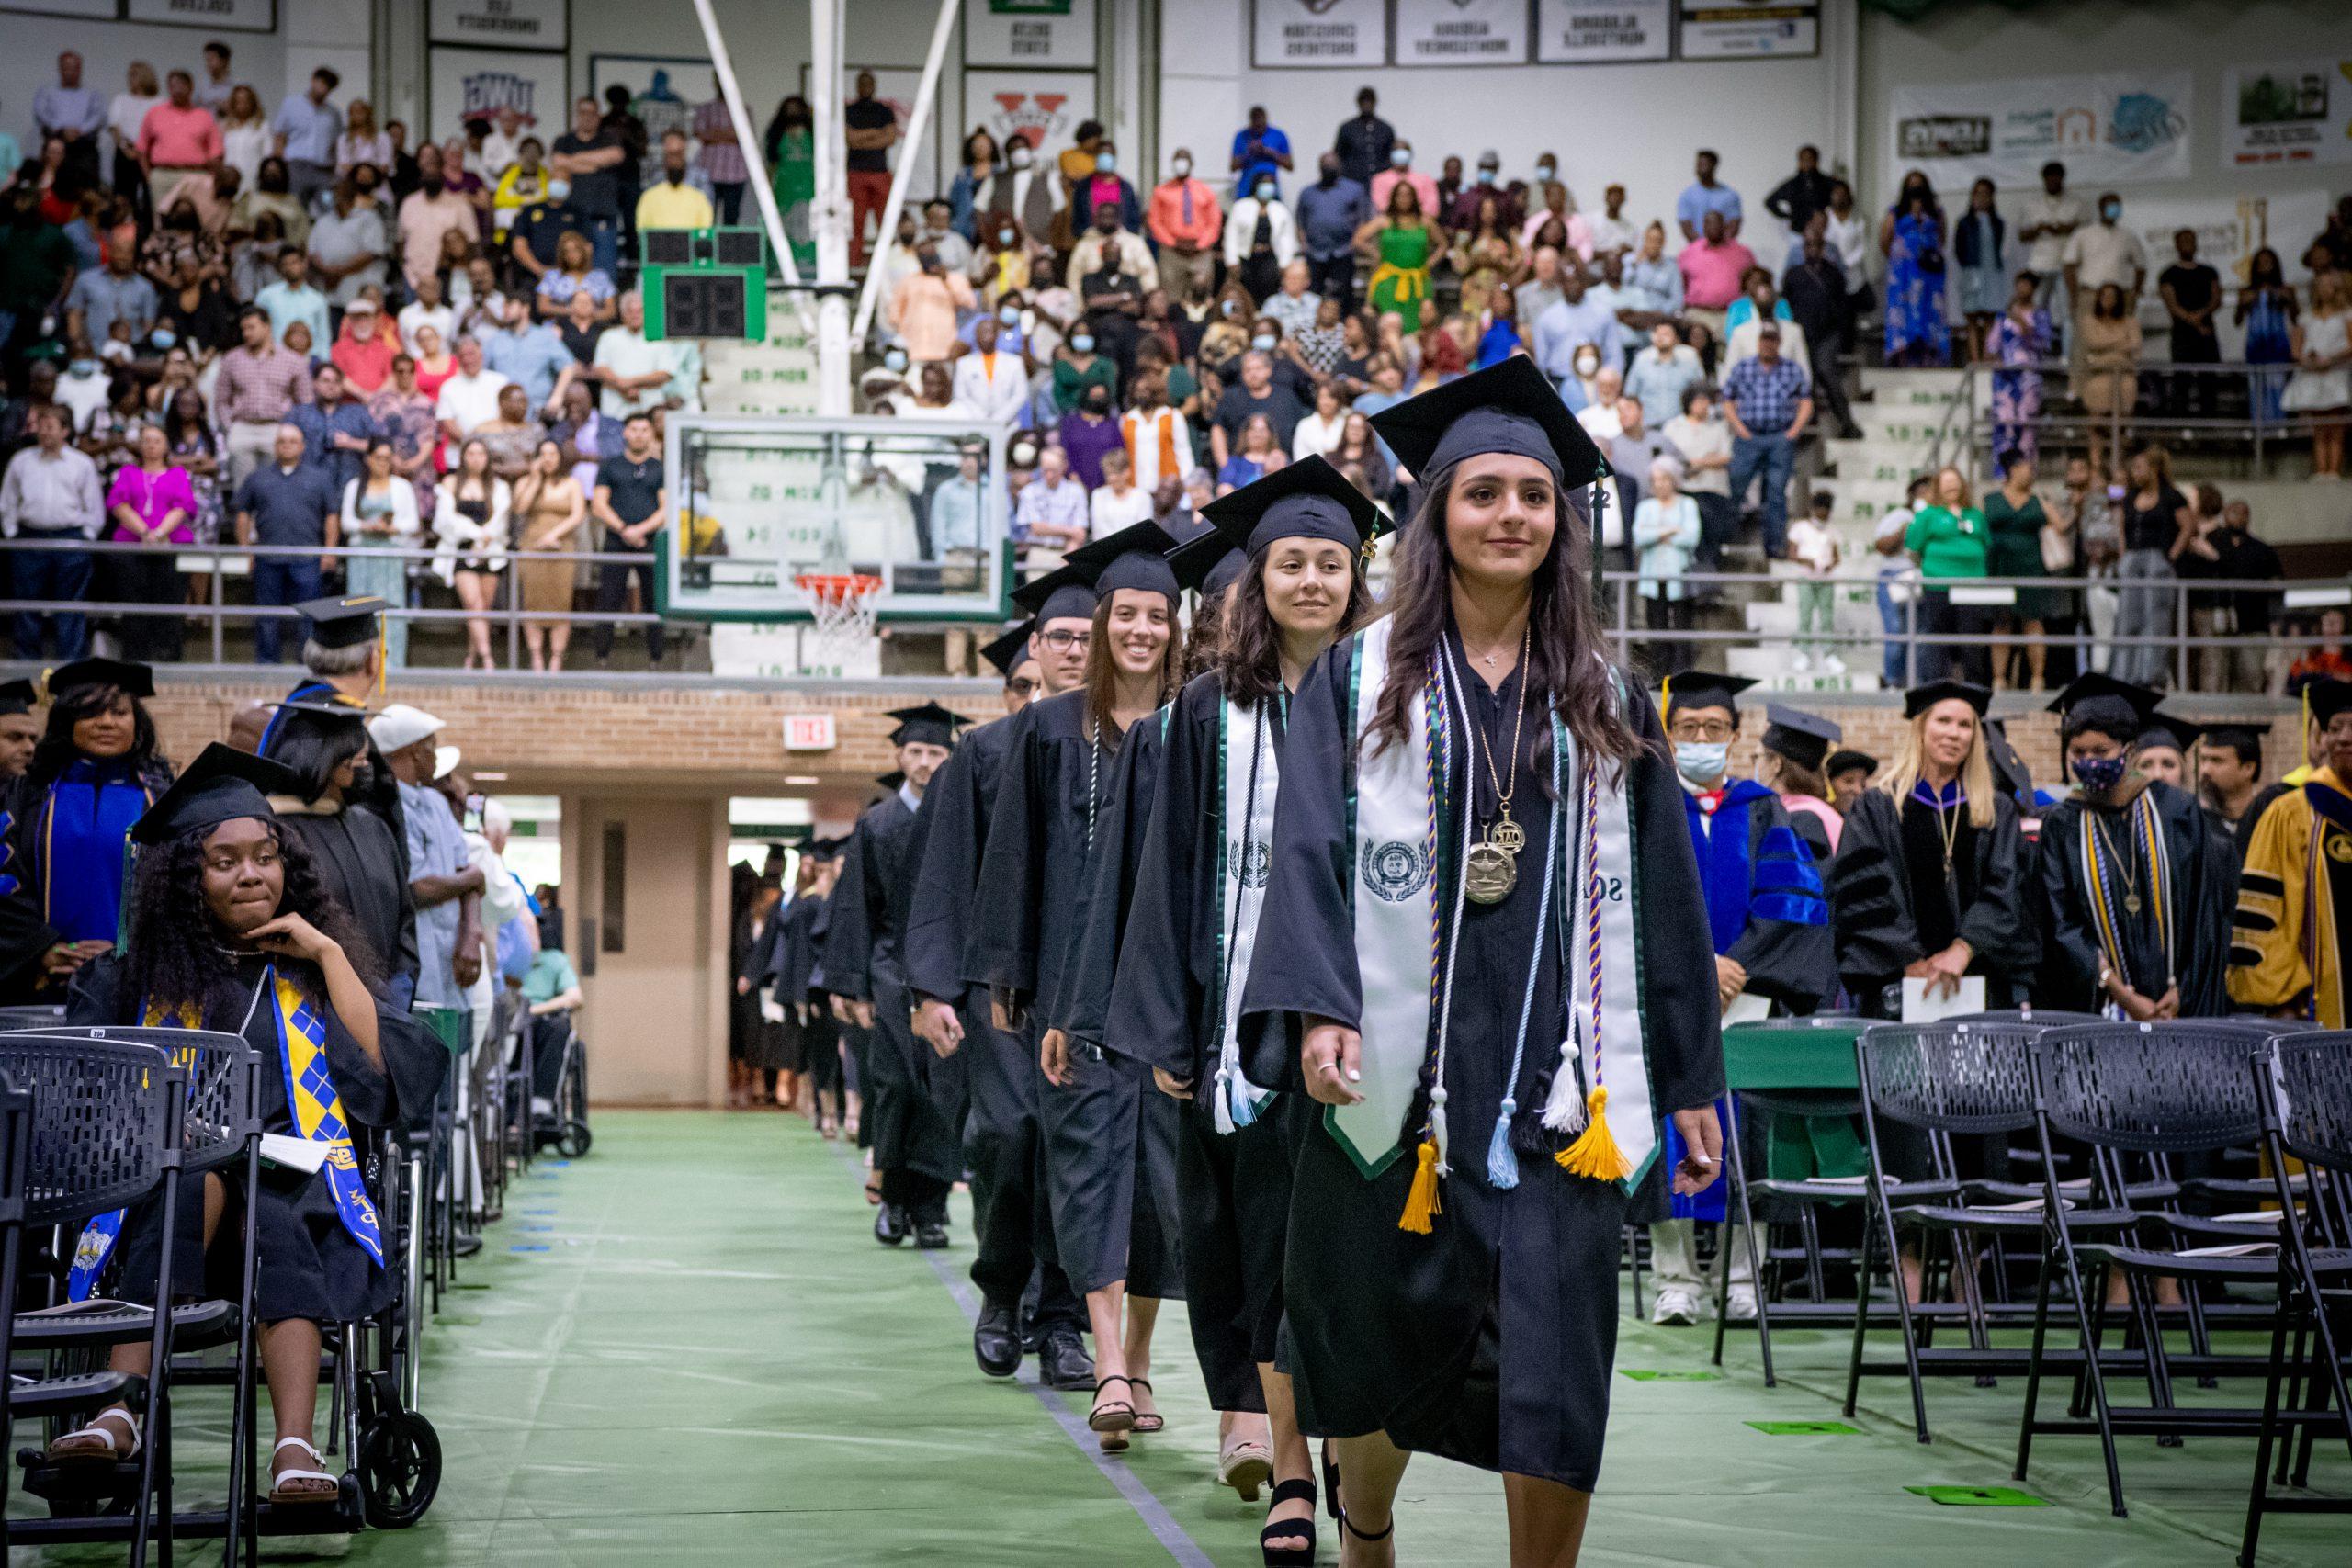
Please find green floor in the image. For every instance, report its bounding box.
[17,1111,2347,1565]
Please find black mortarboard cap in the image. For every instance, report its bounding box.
[46,657,154,702]
[2049,671,2159,739]
[802,834,848,863]
[887,702,966,750]
[1826,749,1877,779]
[294,593,387,651]
[1012,525,1186,619]
[1760,703,1842,772]
[2135,713,2203,752]
[1200,454,1388,559]
[0,678,37,716]
[1169,529,1244,597]
[2200,720,2270,761]
[1363,355,1608,489]
[982,621,1037,677]
[1903,679,1992,719]
[270,693,371,721]
[2302,679,2352,728]
[130,742,300,847]
[1983,716,2034,801]
[1662,672,1758,717]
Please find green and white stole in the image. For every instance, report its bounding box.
[1208,694,1281,1134]
[1339,618,1655,1199]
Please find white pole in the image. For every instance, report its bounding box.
[808,0,854,418]
[684,0,812,338]
[849,0,958,343]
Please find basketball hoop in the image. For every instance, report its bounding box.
[791,571,885,673]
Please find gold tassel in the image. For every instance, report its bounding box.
[1397,1138,1442,1234]
[1555,1087,1634,1181]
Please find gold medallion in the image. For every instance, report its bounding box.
[1488,811,1526,856]
[2124,893,2143,916]
[1465,840,1518,904]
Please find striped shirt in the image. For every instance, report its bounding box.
[215,344,315,426]
[692,99,748,185]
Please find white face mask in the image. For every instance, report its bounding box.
[1172,157,1190,177]
[1010,145,1032,169]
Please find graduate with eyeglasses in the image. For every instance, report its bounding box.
[2032,675,2231,1021]
[971,521,1189,1452]
[822,705,970,1251]
[1234,358,1724,1564]
[907,605,1099,1390]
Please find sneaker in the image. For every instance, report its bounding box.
[1725,1290,1760,1322]
[1791,651,1813,673]
[1650,1289,1702,1326]
[1821,653,1848,675]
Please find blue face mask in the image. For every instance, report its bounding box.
[68,359,99,378]
[1070,334,1094,353]
[883,350,909,372]
[999,306,1020,326]
[1095,152,1115,175]
[1256,182,1275,203]
[149,328,176,350]
[2072,753,2129,795]
[1675,740,1729,784]
[1476,167,1497,186]
[997,227,1015,245]
[1250,334,1275,353]
[1390,150,1409,168]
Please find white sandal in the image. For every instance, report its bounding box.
[268,1436,339,1504]
[47,1407,140,1463]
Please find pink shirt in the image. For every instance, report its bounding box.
[106,463,198,545]
[397,190,477,289]
[1369,169,1440,223]
[1678,236,1755,310]
[138,102,222,169]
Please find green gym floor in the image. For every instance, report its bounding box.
[16,1111,2348,1565]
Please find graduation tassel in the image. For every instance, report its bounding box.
[1210,1066,1236,1135]
[1486,1096,1521,1189]
[1398,1137,1442,1234]
[1430,1084,1452,1174]
[1228,1068,1262,1129]
[1556,1086,1634,1181]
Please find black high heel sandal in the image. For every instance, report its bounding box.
[1260,1477,1318,1566]
[1322,1442,1342,1521]
[1128,1377,1163,1434]
[1339,1506,1395,1556]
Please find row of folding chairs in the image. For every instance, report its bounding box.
[1708,1014,2348,1564]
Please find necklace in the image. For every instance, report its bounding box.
[1459,625,1532,905]
[2089,805,2143,917]
[1914,775,1962,881]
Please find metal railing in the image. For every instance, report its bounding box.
[1930,357,2341,473]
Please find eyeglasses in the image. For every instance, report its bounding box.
[1040,629,1091,652]
[1005,676,1039,697]
[1670,721,1736,743]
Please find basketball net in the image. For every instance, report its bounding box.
[791,572,884,675]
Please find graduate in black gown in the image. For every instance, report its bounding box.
[0,676,58,1000]
[971,520,1188,1451]
[1238,358,1726,1561]
[256,595,409,871]
[2033,679,2233,1019]
[2194,721,2286,863]
[48,746,436,1505]
[768,837,846,1134]
[823,708,969,1249]
[1080,457,1385,1557]
[906,612,1096,1387]
[1828,680,2040,1020]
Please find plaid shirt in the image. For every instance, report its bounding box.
[693,99,749,185]
[1721,355,1811,434]
[215,344,314,427]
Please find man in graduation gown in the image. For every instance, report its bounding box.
[2231,678,2352,1026]
[823,705,969,1249]
[2196,721,2287,863]
[2034,677,2232,1019]
[765,837,848,1133]
[0,678,53,1000]
[1759,702,1845,860]
[1645,673,1834,1326]
[908,611,1097,1383]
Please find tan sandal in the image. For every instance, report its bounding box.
[1217,1435,1273,1500]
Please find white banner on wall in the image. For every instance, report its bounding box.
[1394,0,1529,68]
[430,0,569,51]
[2128,189,2333,288]
[1536,1,1672,64]
[0,0,118,17]
[966,69,1097,158]
[1251,0,1388,69]
[427,47,571,145]
[2223,59,2352,170]
[964,0,1098,70]
[1678,0,1816,60]
[126,0,276,29]
[1889,71,2192,188]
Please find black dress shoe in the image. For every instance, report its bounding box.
[874,1204,909,1246]
[913,1219,951,1250]
[1039,1329,1096,1391]
[451,1232,483,1258]
[973,1304,1023,1377]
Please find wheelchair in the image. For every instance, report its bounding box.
[514,1009,591,1161]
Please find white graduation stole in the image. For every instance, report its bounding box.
[1211,695,1280,1134]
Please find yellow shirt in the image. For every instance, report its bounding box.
[635,180,715,234]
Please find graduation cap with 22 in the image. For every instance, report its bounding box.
[130,742,300,847]
[885,702,967,750]
[1363,355,1610,491]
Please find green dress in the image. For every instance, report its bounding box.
[1369,223,1433,324]
[771,129,816,270]
[1982,491,2056,621]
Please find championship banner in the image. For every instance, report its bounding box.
[1251,0,1388,69]
[428,47,571,145]
[1393,0,1530,68]
[2224,59,2352,171]
[965,0,1098,70]
[1890,71,2192,188]
[965,70,1097,156]
[1537,1,1672,64]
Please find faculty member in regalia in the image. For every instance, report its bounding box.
[1237,357,1726,1563]
[2230,678,2352,1025]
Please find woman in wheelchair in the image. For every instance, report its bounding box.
[47,744,430,1506]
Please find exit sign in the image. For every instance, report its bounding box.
[783,714,837,751]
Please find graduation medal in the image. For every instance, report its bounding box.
[1462,626,1532,906]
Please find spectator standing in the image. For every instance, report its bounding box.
[1260,259,1321,344]
[691,88,749,225]
[509,178,590,294]
[1057,384,1124,490]
[2078,283,2143,477]
[1622,222,1685,322]
[589,412,668,665]
[534,230,617,323]
[951,315,1029,428]
[1822,181,1872,310]
[1514,245,1568,333]
[65,224,160,350]
[397,274,457,361]
[1450,193,1522,317]
[1224,177,1298,305]
[333,98,391,181]
[398,144,477,295]
[1763,145,1835,240]
[232,422,340,661]
[1359,184,1440,328]
[1147,150,1222,308]
[1722,321,1813,560]
[1532,272,1625,406]
[309,178,389,308]
[36,51,107,186]
[2062,192,2147,379]
[482,294,574,416]
[915,199,974,276]
[1087,449,1151,537]
[161,390,224,546]
[888,248,975,369]
[106,62,161,211]
[595,290,697,424]
[1953,178,2007,361]
[550,96,628,278]
[1634,460,1701,674]
[1677,149,1742,242]
[271,68,343,209]
[638,130,716,233]
[1984,275,2053,472]
[1331,87,1393,187]
[1208,350,1305,470]
[1368,141,1440,225]
[2158,228,2224,419]
[435,333,513,442]
[1585,183,1637,259]
[492,137,549,245]
[1291,380,1347,459]
[435,436,510,670]
[966,135,1057,261]
[136,70,222,216]
[1880,173,1950,367]
[842,73,898,266]
[193,39,234,114]
[1905,466,1991,685]
[99,422,193,661]
[254,249,331,354]
[2239,247,2298,425]
[340,438,421,666]
[1626,321,1704,433]
[478,107,529,185]
[1012,446,1087,570]
[1872,489,1925,688]
[1520,175,1590,263]
[2112,445,2191,687]
[2202,499,2280,693]
[2283,269,2352,479]
[288,362,379,498]
[1787,490,1844,672]
[946,129,1000,242]
[1118,372,1196,496]
[2018,161,2087,331]
[1982,455,2054,691]
[1064,200,1154,294]
[1217,412,1280,491]
[233,160,310,251]
[1678,209,1753,344]
[1295,153,1369,311]
[1783,231,1858,438]
[1664,384,1735,570]
[1442,151,1512,233]
[1230,106,1292,199]
[217,305,314,488]
[0,405,104,658]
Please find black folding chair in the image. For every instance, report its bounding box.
[0,1069,37,1555]
[2013,1021,2307,1518]
[2238,1032,2352,1566]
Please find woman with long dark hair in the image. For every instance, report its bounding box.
[1235,359,1725,1564]
[1076,458,1384,1563]
[7,660,174,997]
[974,521,1186,1451]
[45,745,430,1503]
[266,697,420,1009]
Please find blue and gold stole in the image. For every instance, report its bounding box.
[2080,791,2174,1007]
[66,999,201,1301]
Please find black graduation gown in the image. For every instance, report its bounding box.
[822,792,962,1188]
[1236,631,1725,1490]
[2033,781,2232,1018]
[731,906,788,1073]
[269,797,421,1010]
[2207,781,2290,866]
[0,774,55,1001]
[68,950,435,1323]
[1829,786,2040,1017]
[1090,673,1295,1410]
[768,892,835,1082]
[973,690,1183,1300]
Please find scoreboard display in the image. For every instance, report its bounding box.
[641,227,770,343]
